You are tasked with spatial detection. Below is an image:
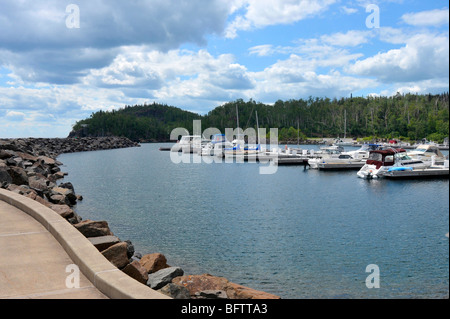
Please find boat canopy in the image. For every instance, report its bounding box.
[366,148,407,169]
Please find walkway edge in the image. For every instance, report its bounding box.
[0,188,170,299]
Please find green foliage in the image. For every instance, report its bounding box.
[71,102,201,142]
[70,93,449,142]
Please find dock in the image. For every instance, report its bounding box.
[224,152,311,166]
[384,167,449,179]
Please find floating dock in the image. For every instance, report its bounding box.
[383,167,449,179]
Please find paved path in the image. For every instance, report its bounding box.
[0,200,107,299]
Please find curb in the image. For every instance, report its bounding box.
[0,188,170,299]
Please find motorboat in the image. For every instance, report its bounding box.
[171,135,203,153]
[343,144,381,160]
[201,134,233,157]
[407,144,447,164]
[333,138,354,147]
[316,154,366,170]
[357,148,429,179]
[308,145,345,169]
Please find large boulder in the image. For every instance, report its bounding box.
[8,166,29,185]
[88,235,121,251]
[139,253,169,274]
[101,242,129,269]
[51,186,77,205]
[172,274,229,298]
[147,267,184,290]
[172,274,281,299]
[122,260,149,284]
[0,166,12,185]
[158,283,191,299]
[49,204,75,219]
[28,176,51,192]
[74,220,113,237]
[37,156,56,166]
[226,282,281,299]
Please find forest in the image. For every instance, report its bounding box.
[70,92,449,143]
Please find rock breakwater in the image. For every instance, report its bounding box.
[0,137,280,299]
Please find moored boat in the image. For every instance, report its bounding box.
[357,148,429,179]
[383,160,449,179]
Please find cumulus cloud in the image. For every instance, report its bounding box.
[0,0,229,85]
[225,0,336,38]
[347,33,449,83]
[320,30,374,47]
[402,8,449,27]
[5,111,26,122]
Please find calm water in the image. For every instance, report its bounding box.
[58,143,449,299]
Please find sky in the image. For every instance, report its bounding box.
[0,0,448,138]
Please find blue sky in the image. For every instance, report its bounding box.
[0,0,448,138]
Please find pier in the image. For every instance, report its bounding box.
[0,188,169,299]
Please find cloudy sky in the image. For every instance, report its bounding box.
[0,0,448,138]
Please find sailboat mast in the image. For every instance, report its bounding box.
[236,104,240,130]
[344,109,347,139]
[256,110,260,146]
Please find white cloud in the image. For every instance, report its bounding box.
[320,30,374,47]
[347,33,449,83]
[0,0,230,85]
[248,44,275,56]
[340,6,358,14]
[225,0,336,38]
[5,111,26,122]
[402,8,449,27]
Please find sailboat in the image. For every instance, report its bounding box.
[223,106,261,159]
[334,109,354,146]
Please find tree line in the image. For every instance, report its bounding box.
[70,93,449,143]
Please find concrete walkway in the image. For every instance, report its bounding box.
[0,200,108,299]
[0,188,170,299]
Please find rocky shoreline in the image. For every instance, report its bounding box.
[0,137,280,299]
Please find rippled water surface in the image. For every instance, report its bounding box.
[58,143,449,298]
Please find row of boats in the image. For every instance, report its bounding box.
[168,134,449,179]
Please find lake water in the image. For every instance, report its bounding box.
[58,143,449,299]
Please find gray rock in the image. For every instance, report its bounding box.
[195,290,228,299]
[0,167,12,184]
[74,220,113,237]
[158,283,191,299]
[88,235,121,251]
[124,240,135,259]
[146,267,184,290]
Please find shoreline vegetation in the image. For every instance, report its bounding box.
[70,93,449,145]
[0,137,280,299]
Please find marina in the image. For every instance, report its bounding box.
[59,143,449,299]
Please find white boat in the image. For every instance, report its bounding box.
[343,144,381,160]
[357,148,430,179]
[317,154,366,170]
[171,135,202,153]
[308,145,345,169]
[334,138,354,147]
[407,144,447,164]
[201,134,233,157]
